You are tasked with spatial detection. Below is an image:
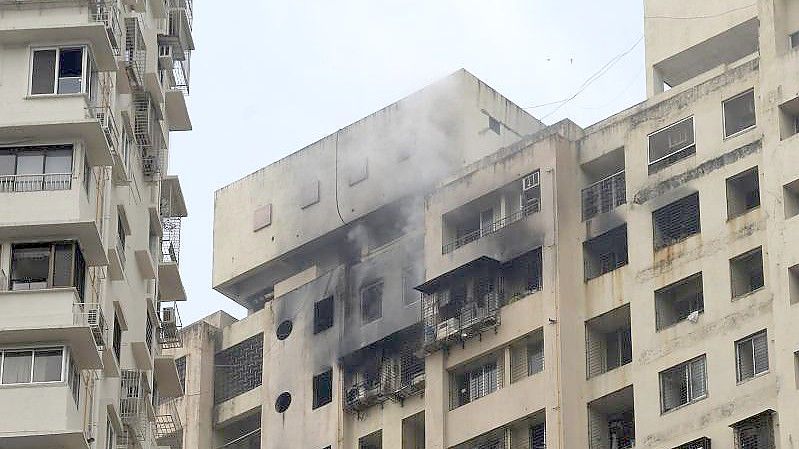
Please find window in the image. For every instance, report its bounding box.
[726,167,760,219]
[732,412,774,449]
[359,430,382,449]
[791,31,799,49]
[674,437,711,449]
[605,327,632,372]
[730,247,764,298]
[784,178,799,218]
[655,273,704,330]
[113,314,122,362]
[145,314,155,352]
[117,216,127,265]
[510,333,544,383]
[175,356,186,393]
[0,146,74,192]
[659,355,707,413]
[586,305,632,378]
[652,193,701,249]
[313,296,334,334]
[529,423,546,449]
[736,330,768,382]
[723,89,756,137]
[10,242,86,299]
[105,418,116,449]
[451,358,500,409]
[0,347,64,385]
[489,116,501,134]
[69,355,80,405]
[312,369,333,409]
[402,267,418,305]
[361,281,383,324]
[522,170,541,213]
[648,117,696,173]
[583,225,628,280]
[31,47,91,95]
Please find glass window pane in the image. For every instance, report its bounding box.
[33,348,63,382]
[31,50,56,94]
[52,243,75,288]
[44,148,73,174]
[57,48,84,94]
[2,351,33,384]
[16,151,44,175]
[0,151,15,176]
[10,245,51,290]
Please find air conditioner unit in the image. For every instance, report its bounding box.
[522,171,539,190]
[436,318,459,341]
[86,308,106,347]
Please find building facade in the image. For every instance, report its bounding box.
[0,0,194,448]
[183,1,799,449]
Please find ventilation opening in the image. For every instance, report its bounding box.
[655,273,704,331]
[359,430,382,449]
[784,178,799,219]
[723,89,756,138]
[313,296,334,334]
[730,247,764,298]
[402,412,425,449]
[276,320,292,340]
[653,193,700,249]
[584,225,628,281]
[312,369,333,409]
[659,355,707,413]
[779,96,799,140]
[726,167,760,219]
[586,304,632,378]
[275,392,291,413]
[588,386,635,449]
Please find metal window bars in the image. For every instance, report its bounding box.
[443,202,539,254]
[158,303,183,349]
[161,217,181,264]
[155,398,182,447]
[73,302,109,350]
[674,437,712,449]
[450,357,503,410]
[733,412,775,449]
[0,269,6,291]
[653,193,701,249]
[124,17,146,86]
[581,171,626,221]
[510,338,544,383]
[423,291,502,352]
[119,370,153,444]
[343,347,425,413]
[89,1,122,54]
[0,173,72,192]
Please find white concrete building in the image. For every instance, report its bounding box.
[0,0,194,448]
[180,1,799,449]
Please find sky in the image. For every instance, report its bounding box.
[170,0,647,324]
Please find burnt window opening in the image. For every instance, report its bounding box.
[652,193,701,249]
[275,392,291,413]
[312,369,333,409]
[648,117,696,174]
[723,89,756,138]
[660,355,707,413]
[214,333,264,404]
[488,116,501,135]
[587,387,635,449]
[783,178,799,218]
[586,305,632,378]
[10,242,86,300]
[655,273,704,331]
[450,355,502,409]
[730,247,764,298]
[314,296,334,334]
[674,437,712,449]
[584,225,628,281]
[503,247,543,302]
[736,330,769,382]
[359,430,382,449]
[510,331,545,383]
[727,167,760,219]
[361,281,383,324]
[732,411,775,449]
[402,267,419,305]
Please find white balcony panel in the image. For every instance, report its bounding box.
[158,262,186,301]
[0,23,116,72]
[154,355,182,397]
[165,89,191,131]
[135,249,157,279]
[0,385,87,449]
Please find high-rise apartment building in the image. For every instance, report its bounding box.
[178,1,799,449]
[0,0,194,448]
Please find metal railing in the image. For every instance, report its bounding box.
[0,173,72,192]
[124,17,146,86]
[161,217,182,264]
[344,376,385,413]
[119,370,153,444]
[73,302,108,349]
[443,202,539,254]
[89,1,122,54]
[172,52,190,94]
[155,398,182,446]
[581,171,626,221]
[168,0,192,28]
[158,304,183,349]
[87,105,120,154]
[423,292,502,352]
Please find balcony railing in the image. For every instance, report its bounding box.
[423,292,502,352]
[89,1,122,54]
[344,376,385,412]
[155,398,182,446]
[443,202,539,254]
[87,105,120,153]
[581,171,626,221]
[161,217,182,264]
[158,304,183,349]
[124,17,146,86]
[120,370,153,444]
[0,173,72,192]
[344,348,425,413]
[73,302,108,350]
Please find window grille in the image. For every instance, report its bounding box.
[733,412,774,449]
[214,333,264,404]
[660,355,707,413]
[451,357,503,410]
[583,225,628,280]
[653,193,700,249]
[510,337,544,383]
[582,171,626,221]
[736,331,768,381]
[674,437,711,449]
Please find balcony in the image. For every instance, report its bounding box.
[581,171,626,221]
[158,176,187,301]
[161,0,194,56]
[0,288,104,369]
[123,17,147,88]
[154,355,184,398]
[0,1,121,71]
[588,386,635,449]
[451,415,546,449]
[155,398,183,448]
[158,303,183,349]
[119,370,155,446]
[0,384,90,449]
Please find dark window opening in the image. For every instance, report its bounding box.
[586,305,632,378]
[175,355,186,393]
[732,412,774,449]
[312,369,333,409]
[660,355,707,413]
[359,430,382,449]
[653,193,701,249]
[314,296,334,334]
[730,247,764,298]
[723,89,756,137]
[584,225,628,280]
[736,330,769,382]
[489,116,501,135]
[727,167,760,219]
[10,242,86,300]
[361,281,383,324]
[674,437,711,449]
[113,315,122,362]
[655,273,704,330]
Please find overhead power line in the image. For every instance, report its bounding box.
[645,4,755,20]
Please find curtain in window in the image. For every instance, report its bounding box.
[2,351,33,384]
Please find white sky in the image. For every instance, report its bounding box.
[171,0,647,323]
